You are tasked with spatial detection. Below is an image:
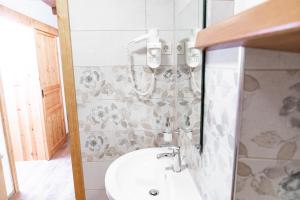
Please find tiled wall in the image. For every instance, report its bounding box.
[235,49,300,200]
[68,1,300,200]
[178,1,241,199]
[176,64,202,141]
[200,48,243,200]
[68,0,203,199]
[233,1,300,200]
[180,47,243,200]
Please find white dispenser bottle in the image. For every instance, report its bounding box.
[184,116,193,140]
[163,117,172,143]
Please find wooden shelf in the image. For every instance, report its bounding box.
[196,0,300,52]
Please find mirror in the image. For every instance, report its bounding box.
[174,0,205,149]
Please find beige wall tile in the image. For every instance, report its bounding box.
[235,158,300,200]
[240,71,300,160]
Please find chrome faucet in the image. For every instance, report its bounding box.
[156,146,182,173]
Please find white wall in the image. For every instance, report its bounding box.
[0,0,57,27]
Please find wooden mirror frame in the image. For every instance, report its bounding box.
[56,1,86,199]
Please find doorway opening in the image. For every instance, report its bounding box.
[0,16,74,200]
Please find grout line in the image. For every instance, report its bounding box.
[145,0,147,29]
[73,65,176,68]
[84,188,106,191]
[70,29,196,32]
[85,189,107,191]
[205,67,240,70]
[76,97,175,102]
[77,96,199,102]
[172,0,178,131]
[238,156,300,162]
[79,127,201,133]
[245,68,300,71]
[79,129,200,134]
[71,29,146,32]
[197,0,200,27]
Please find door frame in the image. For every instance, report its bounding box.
[0,73,19,197]
[0,155,8,200]
[0,4,85,199]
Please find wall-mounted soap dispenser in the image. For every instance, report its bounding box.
[163,117,172,144]
[185,29,202,94]
[184,116,193,140]
[127,29,162,97]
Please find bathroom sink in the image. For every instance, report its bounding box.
[105,147,201,200]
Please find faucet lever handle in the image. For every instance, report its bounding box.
[167,146,179,152]
[169,146,180,156]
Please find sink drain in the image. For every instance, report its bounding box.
[149,189,159,196]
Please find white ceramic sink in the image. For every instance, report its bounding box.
[105,147,201,200]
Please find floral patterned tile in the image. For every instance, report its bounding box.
[77,98,175,132]
[177,65,202,99]
[199,68,240,200]
[204,68,239,151]
[240,71,300,160]
[177,67,241,200]
[235,158,300,200]
[205,68,239,97]
[182,128,236,200]
[191,129,200,145]
[177,98,201,130]
[74,65,176,103]
[80,130,165,162]
[178,133,202,191]
[197,112,236,200]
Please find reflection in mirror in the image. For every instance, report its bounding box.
[175,0,204,148]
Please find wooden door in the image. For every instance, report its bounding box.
[0,22,47,161]
[35,30,66,159]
